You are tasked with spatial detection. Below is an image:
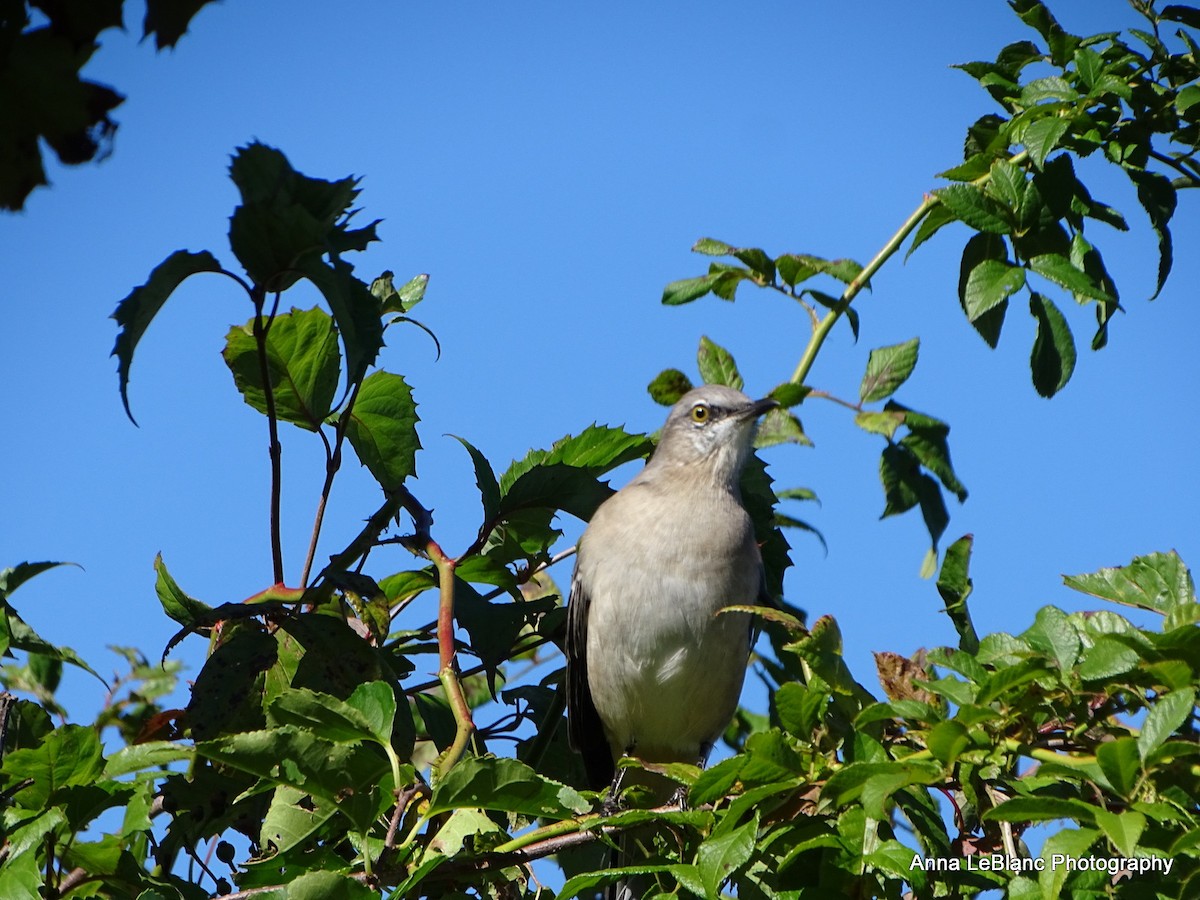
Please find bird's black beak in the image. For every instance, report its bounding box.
[742,397,779,420]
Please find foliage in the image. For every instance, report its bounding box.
[0,0,221,211]
[2,2,1199,899]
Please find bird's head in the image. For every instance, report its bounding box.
[652,384,778,485]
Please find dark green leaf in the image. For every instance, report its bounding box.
[1028,292,1076,397]
[754,408,812,449]
[1077,636,1141,681]
[344,371,421,490]
[111,250,223,423]
[222,307,341,430]
[142,0,218,50]
[0,562,74,597]
[697,813,757,898]
[451,436,503,524]
[697,335,743,389]
[372,270,429,314]
[984,796,1098,824]
[776,253,818,286]
[927,720,971,765]
[1162,5,1200,28]
[268,686,383,745]
[1128,169,1176,299]
[297,256,385,390]
[938,535,979,653]
[733,247,776,283]
[647,368,693,406]
[1022,605,1080,671]
[860,338,919,403]
[957,233,1010,347]
[427,756,588,818]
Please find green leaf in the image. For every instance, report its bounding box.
[103,741,194,778]
[906,202,957,259]
[1027,253,1114,302]
[1096,737,1141,798]
[859,338,919,403]
[767,382,811,408]
[754,408,812,449]
[1028,292,1076,397]
[223,307,341,430]
[776,253,818,286]
[647,368,693,406]
[268,686,384,745]
[344,371,420,490]
[927,720,971,765]
[896,408,968,502]
[938,535,979,653]
[450,436,503,524]
[0,562,74,597]
[1128,169,1176,299]
[1064,551,1196,616]
[1023,117,1071,168]
[153,553,212,627]
[697,335,743,389]
[0,842,42,898]
[0,724,104,809]
[297,256,385,390]
[957,233,1010,347]
[427,756,588,818]
[1021,605,1080,671]
[697,813,758,897]
[1138,688,1195,760]
[733,246,776,282]
[985,796,1098,824]
[935,184,1011,233]
[143,1,220,50]
[111,249,223,423]
[500,425,651,498]
[1095,808,1145,858]
[372,270,429,314]
[693,237,736,256]
[662,273,720,305]
[279,871,378,899]
[1077,636,1141,682]
[964,259,1026,322]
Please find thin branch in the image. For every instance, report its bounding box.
[250,286,285,584]
[431,545,474,782]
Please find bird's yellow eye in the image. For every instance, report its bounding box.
[690,404,709,424]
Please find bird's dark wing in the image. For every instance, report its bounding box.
[565,566,615,791]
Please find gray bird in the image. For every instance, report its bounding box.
[565,384,777,796]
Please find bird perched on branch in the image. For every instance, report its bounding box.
[565,384,776,893]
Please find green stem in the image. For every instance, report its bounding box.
[790,195,939,385]
[431,546,474,783]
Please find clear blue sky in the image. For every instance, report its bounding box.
[3,0,1196,761]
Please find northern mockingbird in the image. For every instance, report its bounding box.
[565,384,777,796]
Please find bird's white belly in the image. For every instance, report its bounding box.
[584,540,755,762]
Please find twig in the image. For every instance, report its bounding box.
[250,286,285,584]
[431,545,474,782]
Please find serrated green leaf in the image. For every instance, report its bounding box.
[1028,252,1113,302]
[450,435,502,524]
[1022,605,1080,671]
[1028,292,1076,397]
[906,202,957,259]
[1023,117,1071,168]
[938,535,979,653]
[297,256,384,390]
[1096,737,1141,798]
[662,273,720,305]
[776,253,818,286]
[854,410,905,439]
[936,184,1011,233]
[754,408,811,449]
[1128,169,1176,299]
[767,382,811,408]
[0,724,104,810]
[1095,808,1145,858]
[1064,551,1196,615]
[647,368,693,406]
[1078,636,1141,682]
[927,720,971,764]
[111,250,223,423]
[0,562,75,597]
[697,335,743,389]
[427,756,588,818]
[103,741,194,777]
[223,307,341,430]
[964,259,1026,322]
[860,338,919,403]
[693,237,735,256]
[985,796,1098,824]
[1138,688,1195,759]
[344,371,420,490]
[697,813,757,897]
